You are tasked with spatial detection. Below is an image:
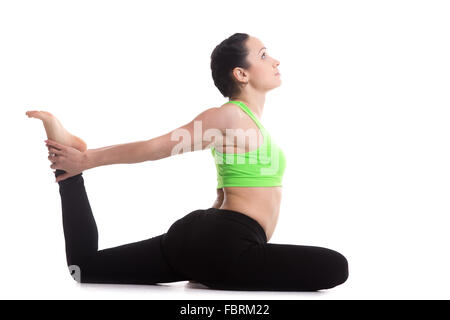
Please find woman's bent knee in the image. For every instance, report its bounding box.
[68,264,82,283]
[321,250,349,290]
[67,257,92,283]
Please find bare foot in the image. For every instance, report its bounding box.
[25,110,87,152]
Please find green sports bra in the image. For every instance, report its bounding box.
[210,100,287,189]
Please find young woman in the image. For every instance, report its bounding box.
[26,33,349,291]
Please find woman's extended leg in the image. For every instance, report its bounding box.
[204,242,349,291]
[55,169,187,285]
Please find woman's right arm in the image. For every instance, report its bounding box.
[85,106,233,170]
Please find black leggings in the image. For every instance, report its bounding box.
[55,169,349,291]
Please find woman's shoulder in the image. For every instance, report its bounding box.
[217,102,247,123]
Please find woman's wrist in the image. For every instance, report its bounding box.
[83,149,96,170]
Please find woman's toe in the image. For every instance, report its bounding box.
[26,111,41,119]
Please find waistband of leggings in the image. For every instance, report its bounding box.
[206,207,267,243]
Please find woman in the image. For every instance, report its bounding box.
[26,33,349,291]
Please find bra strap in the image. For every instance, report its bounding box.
[229,100,265,131]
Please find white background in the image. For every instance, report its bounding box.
[1,0,449,299]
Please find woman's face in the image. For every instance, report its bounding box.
[234,36,281,92]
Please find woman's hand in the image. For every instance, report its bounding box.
[45,139,88,182]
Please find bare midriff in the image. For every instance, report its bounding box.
[212,102,283,243]
[218,186,282,242]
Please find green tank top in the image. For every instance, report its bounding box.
[210,100,287,189]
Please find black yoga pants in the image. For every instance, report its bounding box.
[54,169,349,291]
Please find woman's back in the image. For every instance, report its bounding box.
[211,101,286,242]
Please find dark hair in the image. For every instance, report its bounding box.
[210,33,251,99]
